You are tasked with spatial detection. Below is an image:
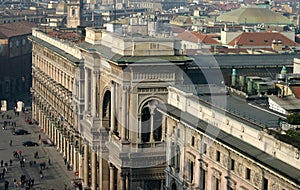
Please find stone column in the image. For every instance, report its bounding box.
[73,147,78,172]
[149,112,154,142]
[91,71,97,117]
[110,82,115,133]
[53,128,57,146]
[51,123,54,142]
[60,133,64,154]
[56,130,60,150]
[121,88,126,141]
[79,153,84,179]
[84,67,89,113]
[120,172,126,190]
[161,116,166,142]
[91,150,97,190]
[64,137,67,158]
[138,116,141,144]
[66,141,70,162]
[84,144,89,188]
[70,144,73,167]
[126,174,129,190]
[109,165,114,190]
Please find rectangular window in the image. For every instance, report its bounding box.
[212,176,220,190]
[203,143,207,154]
[187,160,194,183]
[246,168,251,180]
[231,159,235,171]
[216,150,220,162]
[190,161,194,182]
[200,168,206,190]
[263,177,268,190]
[191,136,195,147]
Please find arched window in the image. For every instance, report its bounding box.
[102,91,111,131]
[141,99,163,143]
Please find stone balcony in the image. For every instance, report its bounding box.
[107,134,166,168]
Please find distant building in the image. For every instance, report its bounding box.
[217,6,292,26]
[0,21,36,106]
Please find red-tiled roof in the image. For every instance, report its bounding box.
[228,32,300,47]
[291,86,300,99]
[0,21,37,39]
[176,31,220,45]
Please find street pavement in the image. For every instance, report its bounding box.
[0,109,77,190]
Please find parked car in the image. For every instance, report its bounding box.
[13,129,30,135]
[22,141,39,147]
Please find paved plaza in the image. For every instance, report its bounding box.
[0,109,78,190]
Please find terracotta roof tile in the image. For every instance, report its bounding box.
[228,32,300,47]
[0,21,37,39]
[291,86,300,99]
[176,31,220,45]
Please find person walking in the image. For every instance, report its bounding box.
[9,139,12,146]
[39,170,43,179]
[4,180,9,190]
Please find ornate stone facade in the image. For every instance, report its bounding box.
[30,27,192,190]
[161,86,300,190]
[30,26,300,190]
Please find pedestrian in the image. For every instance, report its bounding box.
[9,139,12,146]
[39,170,43,179]
[13,179,17,188]
[23,158,26,166]
[38,134,41,140]
[9,159,12,166]
[34,151,39,159]
[4,180,9,190]
[2,169,5,178]
[4,166,7,173]
[64,157,67,165]
[31,178,34,187]
[0,160,3,167]
[48,158,51,165]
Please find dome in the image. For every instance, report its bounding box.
[217,6,292,25]
[56,1,67,15]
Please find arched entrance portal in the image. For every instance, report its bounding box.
[141,99,162,143]
[102,91,111,131]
